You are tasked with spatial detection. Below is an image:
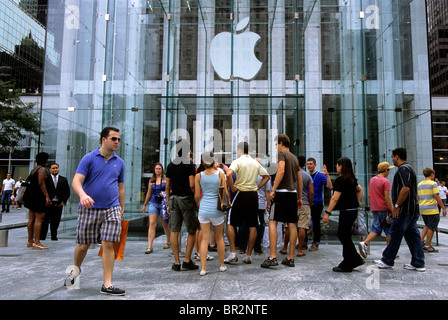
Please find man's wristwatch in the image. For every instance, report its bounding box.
[394,204,400,208]
[325,210,332,215]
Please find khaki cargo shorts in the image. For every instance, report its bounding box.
[168,195,199,233]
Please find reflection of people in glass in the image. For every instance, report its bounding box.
[142,163,170,254]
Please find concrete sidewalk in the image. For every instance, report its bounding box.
[1,207,448,303]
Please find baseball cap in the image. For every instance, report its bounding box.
[378,162,394,172]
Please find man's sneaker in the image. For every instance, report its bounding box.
[64,269,80,288]
[309,242,319,251]
[261,257,278,268]
[403,264,426,272]
[182,260,199,270]
[224,253,238,264]
[243,255,252,264]
[172,263,181,271]
[100,285,126,296]
[281,257,295,267]
[358,241,369,258]
[374,259,394,269]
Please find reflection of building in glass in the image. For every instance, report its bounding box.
[0,0,49,180]
[39,0,432,221]
[0,0,46,92]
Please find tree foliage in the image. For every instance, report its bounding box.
[0,81,41,152]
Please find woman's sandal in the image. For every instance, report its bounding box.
[32,243,48,250]
[145,247,153,254]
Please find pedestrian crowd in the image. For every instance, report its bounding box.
[5,128,446,296]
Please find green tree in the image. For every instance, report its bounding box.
[0,81,41,152]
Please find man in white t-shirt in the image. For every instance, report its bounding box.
[14,177,23,208]
[438,181,447,215]
[1,173,15,213]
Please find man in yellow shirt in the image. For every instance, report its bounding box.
[417,167,446,253]
[225,142,270,264]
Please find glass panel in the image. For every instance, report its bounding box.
[38,0,432,238]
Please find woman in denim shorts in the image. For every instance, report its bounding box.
[142,163,171,254]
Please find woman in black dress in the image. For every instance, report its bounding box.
[323,157,364,272]
[24,152,52,249]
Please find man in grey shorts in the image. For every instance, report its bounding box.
[65,127,126,296]
[166,140,200,271]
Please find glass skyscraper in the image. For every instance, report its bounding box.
[39,0,432,222]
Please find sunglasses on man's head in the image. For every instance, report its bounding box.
[109,137,121,142]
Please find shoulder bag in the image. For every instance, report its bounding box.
[217,172,231,212]
[15,178,30,203]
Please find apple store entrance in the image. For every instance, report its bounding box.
[159,95,304,168]
[38,0,431,242]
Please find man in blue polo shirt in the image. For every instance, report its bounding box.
[64,127,126,296]
[306,157,333,251]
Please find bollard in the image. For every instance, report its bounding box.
[0,230,8,247]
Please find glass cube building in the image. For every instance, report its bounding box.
[39,0,432,221]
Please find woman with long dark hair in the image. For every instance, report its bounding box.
[323,157,364,272]
[142,162,171,253]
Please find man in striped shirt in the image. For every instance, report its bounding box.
[374,148,425,271]
[417,168,446,253]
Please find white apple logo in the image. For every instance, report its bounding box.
[210,17,262,81]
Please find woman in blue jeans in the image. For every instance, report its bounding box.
[323,157,364,272]
[142,163,171,253]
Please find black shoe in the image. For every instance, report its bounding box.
[100,285,126,296]
[261,257,278,268]
[172,263,181,271]
[208,245,217,252]
[332,266,353,272]
[182,260,199,270]
[281,257,295,267]
[353,259,365,269]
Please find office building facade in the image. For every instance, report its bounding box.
[427,0,448,179]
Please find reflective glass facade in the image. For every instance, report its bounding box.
[0,0,46,92]
[40,0,432,223]
[0,0,48,180]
